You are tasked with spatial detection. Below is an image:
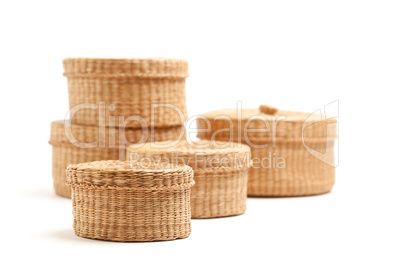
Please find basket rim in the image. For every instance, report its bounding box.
[66,160,195,188]
[198,108,337,124]
[63,57,188,62]
[66,160,191,174]
[63,57,189,78]
[127,140,251,156]
[49,120,185,145]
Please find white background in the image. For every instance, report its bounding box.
[1,1,401,267]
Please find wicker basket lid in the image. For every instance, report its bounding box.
[127,140,251,170]
[49,120,184,147]
[63,58,189,78]
[196,105,337,144]
[49,120,103,145]
[66,160,194,189]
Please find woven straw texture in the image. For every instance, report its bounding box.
[49,120,185,198]
[196,106,337,196]
[66,160,194,242]
[126,140,251,218]
[63,58,189,128]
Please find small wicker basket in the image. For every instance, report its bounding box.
[49,120,185,197]
[196,105,338,197]
[63,58,189,128]
[126,140,251,218]
[66,160,194,242]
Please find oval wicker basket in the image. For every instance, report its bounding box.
[63,58,189,128]
[49,120,185,198]
[196,105,338,197]
[66,160,194,242]
[126,140,251,218]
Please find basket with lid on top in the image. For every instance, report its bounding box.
[49,120,185,197]
[66,160,194,242]
[63,58,189,128]
[126,140,251,218]
[196,105,338,197]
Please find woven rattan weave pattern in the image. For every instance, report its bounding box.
[196,106,337,196]
[126,140,251,218]
[66,160,194,242]
[49,120,185,197]
[63,58,189,128]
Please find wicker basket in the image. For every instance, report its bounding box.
[196,105,338,197]
[126,140,251,218]
[63,58,189,128]
[49,120,185,198]
[66,160,194,242]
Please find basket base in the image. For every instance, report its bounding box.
[73,228,191,242]
[54,184,71,198]
[247,189,333,197]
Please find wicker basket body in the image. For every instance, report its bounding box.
[126,140,251,218]
[196,107,337,196]
[66,161,194,242]
[63,58,189,128]
[49,120,185,197]
[247,141,335,196]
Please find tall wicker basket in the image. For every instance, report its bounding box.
[196,105,338,197]
[63,58,189,128]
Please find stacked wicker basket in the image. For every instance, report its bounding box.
[49,58,339,242]
[126,140,251,219]
[197,105,338,197]
[66,160,194,242]
[49,58,189,198]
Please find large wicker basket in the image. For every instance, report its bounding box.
[126,140,251,218]
[196,105,338,197]
[63,58,189,128]
[49,120,185,197]
[66,160,194,242]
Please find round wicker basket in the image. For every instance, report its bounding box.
[66,160,194,242]
[196,105,338,197]
[63,58,189,128]
[126,140,251,218]
[49,120,185,198]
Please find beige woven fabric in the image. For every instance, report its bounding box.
[49,120,185,197]
[196,106,337,196]
[63,58,189,128]
[66,160,194,242]
[247,141,335,196]
[126,140,251,218]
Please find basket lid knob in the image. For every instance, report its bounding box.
[259,104,278,115]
